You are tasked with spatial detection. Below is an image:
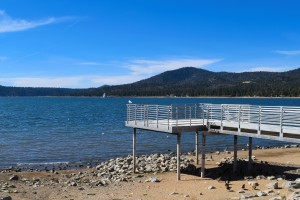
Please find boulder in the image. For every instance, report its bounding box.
[266,182,279,189]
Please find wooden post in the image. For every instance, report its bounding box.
[177,133,181,181]
[196,131,199,165]
[201,132,206,178]
[233,135,238,173]
[248,137,252,171]
[133,128,136,173]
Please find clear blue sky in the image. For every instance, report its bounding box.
[1,0,300,88]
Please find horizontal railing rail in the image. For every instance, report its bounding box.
[127,103,300,137]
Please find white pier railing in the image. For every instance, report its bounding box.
[126,103,300,141]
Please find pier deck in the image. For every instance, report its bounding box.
[125,103,300,180]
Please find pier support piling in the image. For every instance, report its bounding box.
[233,135,238,173]
[195,131,199,165]
[133,128,136,174]
[201,132,206,178]
[177,132,181,181]
[248,137,253,172]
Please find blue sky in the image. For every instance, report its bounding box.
[1,0,300,88]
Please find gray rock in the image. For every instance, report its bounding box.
[150,177,160,183]
[256,175,266,180]
[266,182,279,189]
[238,190,245,193]
[208,185,216,190]
[9,175,19,181]
[283,181,300,189]
[0,196,12,200]
[248,181,259,187]
[267,176,276,180]
[257,191,267,197]
[240,193,257,199]
[289,191,300,200]
[268,197,282,200]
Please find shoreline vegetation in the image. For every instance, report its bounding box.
[2,145,300,199]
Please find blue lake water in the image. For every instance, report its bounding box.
[0,97,299,169]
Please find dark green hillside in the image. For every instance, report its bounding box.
[1,67,300,97]
[87,67,300,97]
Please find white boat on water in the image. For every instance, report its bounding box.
[102,93,106,98]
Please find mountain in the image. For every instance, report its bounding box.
[1,67,300,97]
[85,67,300,97]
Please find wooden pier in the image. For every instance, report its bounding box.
[125,103,300,180]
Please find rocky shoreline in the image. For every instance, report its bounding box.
[2,145,300,199]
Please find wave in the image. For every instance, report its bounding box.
[16,161,69,166]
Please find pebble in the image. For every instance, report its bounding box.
[266,182,278,189]
[208,186,216,190]
[169,192,179,195]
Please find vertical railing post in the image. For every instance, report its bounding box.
[176,106,178,127]
[143,105,146,126]
[190,106,192,126]
[156,105,159,128]
[185,104,187,119]
[258,106,261,135]
[194,104,197,119]
[168,106,170,130]
[147,105,149,127]
[221,104,223,131]
[135,104,137,125]
[238,105,241,132]
[280,107,283,137]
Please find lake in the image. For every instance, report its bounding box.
[0,97,299,169]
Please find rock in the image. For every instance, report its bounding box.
[268,197,281,200]
[248,181,259,187]
[0,196,12,200]
[238,190,245,193]
[256,175,266,180]
[267,176,276,180]
[9,175,19,181]
[266,182,279,189]
[289,191,300,200]
[257,191,267,197]
[208,186,216,190]
[240,193,257,199]
[264,189,274,194]
[282,181,300,189]
[150,177,160,183]
[169,192,179,195]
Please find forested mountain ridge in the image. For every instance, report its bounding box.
[85,67,300,97]
[1,67,300,97]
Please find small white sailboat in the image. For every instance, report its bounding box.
[102,93,106,98]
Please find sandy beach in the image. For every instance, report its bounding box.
[1,147,300,200]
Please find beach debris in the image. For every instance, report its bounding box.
[169,192,179,195]
[266,182,279,189]
[208,185,216,190]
